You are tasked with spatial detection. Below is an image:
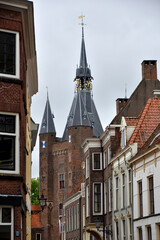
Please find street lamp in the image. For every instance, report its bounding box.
[39,193,47,211]
[95,218,112,236]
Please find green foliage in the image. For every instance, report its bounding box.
[31,177,39,204]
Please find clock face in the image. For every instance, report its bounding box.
[75,79,81,90]
[84,80,92,90]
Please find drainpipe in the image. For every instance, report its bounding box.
[101,140,105,240]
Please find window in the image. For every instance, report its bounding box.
[128,169,132,206]
[122,173,125,208]
[74,205,77,230]
[157,224,160,240]
[146,226,152,240]
[138,181,143,217]
[66,209,69,233]
[86,185,89,217]
[92,153,102,170]
[104,181,107,214]
[129,217,132,240]
[0,207,13,240]
[0,30,19,78]
[93,183,102,214]
[104,151,106,168]
[59,174,65,189]
[115,177,119,210]
[108,145,111,164]
[69,208,71,232]
[138,227,143,240]
[109,177,111,211]
[121,128,126,149]
[148,176,154,214]
[122,219,126,240]
[116,221,119,240]
[36,233,41,240]
[71,207,73,231]
[0,113,19,174]
[77,204,79,229]
[86,157,89,178]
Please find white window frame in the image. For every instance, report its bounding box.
[86,156,89,179]
[0,206,14,240]
[108,177,111,212]
[104,181,107,214]
[103,151,106,169]
[86,185,89,217]
[36,233,41,240]
[0,29,20,79]
[108,145,111,164]
[92,153,102,170]
[0,112,20,174]
[93,182,103,215]
[122,173,125,208]
[121,128,126,149]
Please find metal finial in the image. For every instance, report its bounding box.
[125,83,127,98]
[78,15,86,38]
[46,86,48,99]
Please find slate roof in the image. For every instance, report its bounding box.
[62,90,103,140]
[75,27,92,79]
[129,98,160,148]
[39,95,56,134]
[31,205,42,228]
[62,27,103,140]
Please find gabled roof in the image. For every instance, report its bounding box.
[111,78,160,124]
[62,90,103,140]
[129,98,160,148]
[39,94,56,134]
[31,205,42,228]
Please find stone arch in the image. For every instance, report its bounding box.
[86,229,103,240]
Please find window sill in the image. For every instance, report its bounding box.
[0,76,22,85]
[0,174,22,180]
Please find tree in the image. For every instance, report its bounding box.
[31,177,39,204]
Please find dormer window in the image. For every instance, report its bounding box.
[0,30,20,78]
[121,127,126,149]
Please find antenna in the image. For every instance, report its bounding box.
[125,83,127,98]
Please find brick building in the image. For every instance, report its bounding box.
[39,13,160,240]
[39,23,103,240]
[0,0,38,239]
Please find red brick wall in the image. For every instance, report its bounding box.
[0,8,27,240]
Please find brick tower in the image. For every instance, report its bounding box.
[39,19,103,240]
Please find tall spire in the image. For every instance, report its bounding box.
[40,90,56,134]
[75,16,92,85]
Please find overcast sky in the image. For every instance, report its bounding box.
[31,0,160,178]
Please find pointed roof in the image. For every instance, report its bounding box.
[39,94,56,134]
[76,27,92,79]
[62,91,103,140]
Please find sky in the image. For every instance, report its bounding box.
[31,0,160,178]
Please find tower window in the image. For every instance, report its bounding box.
[59,174,65,189]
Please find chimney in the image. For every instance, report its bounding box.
[116,98,128,114]
[142,60,157,80]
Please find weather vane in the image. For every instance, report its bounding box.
[78,15,86,37]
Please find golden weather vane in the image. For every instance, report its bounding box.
[78,15,86,37]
